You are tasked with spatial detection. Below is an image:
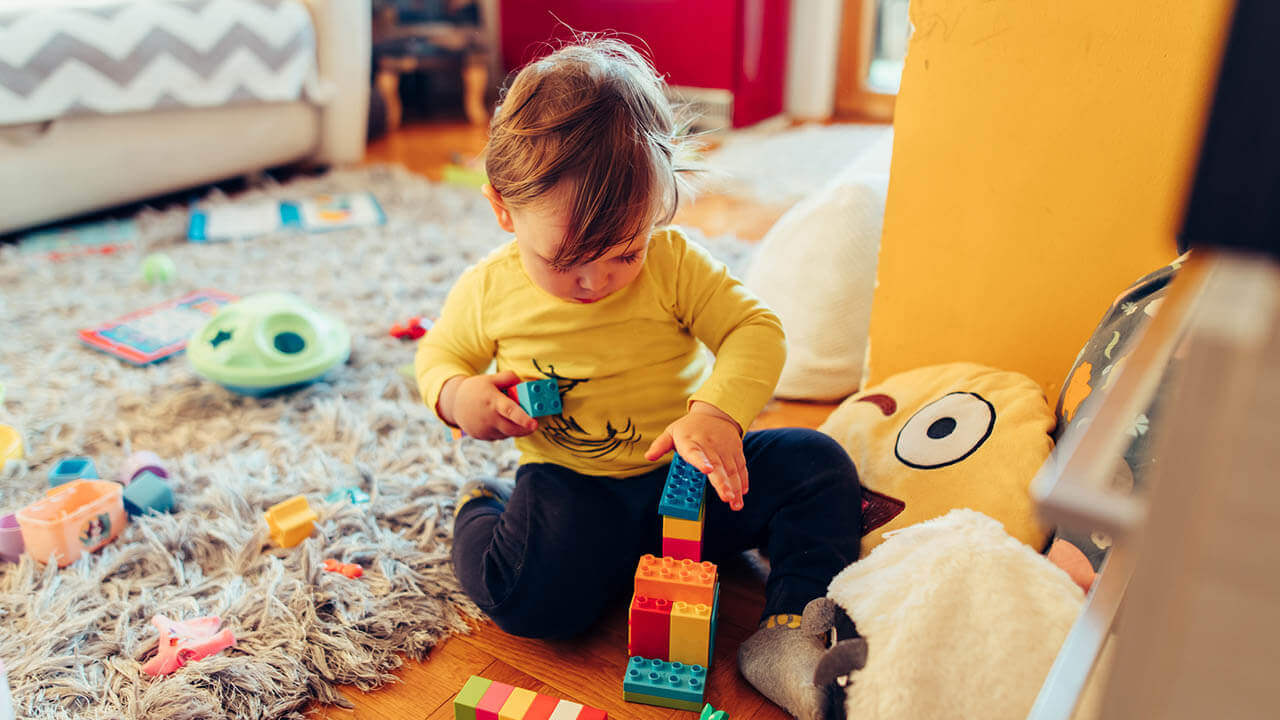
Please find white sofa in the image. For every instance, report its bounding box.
[0,0,371,237]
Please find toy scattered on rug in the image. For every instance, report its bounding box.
[188,292,351,396]
[324,486,370,505]
[625,454,720,711]
[0,514,21,564]
[140,253,177,285]
[322,558,363,578]
[389,315,431,340]
[700,703,728,720]
[18,217,137,261]
[0,658,12,720]
[264,495,317,547]
[822,510,1086,720]
[140,614,236,676]
[453,675,608,720]
[16,479,126,567]
[818,362,1055,555]
[188,192,386,242]
[79,289,237,365]
[0,424,22,471]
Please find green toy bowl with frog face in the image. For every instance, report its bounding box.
[188,292,350,396]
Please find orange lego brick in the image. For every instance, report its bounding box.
[662,536,701,562]
[264,495,318,547]
[633,554,717,606]
[662,504,703,541]
[668,600,713,667]
[628,592,672,660]
[498,687,537,719]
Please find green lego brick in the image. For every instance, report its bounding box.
[623,690,703,712]
[453,675,492,720]
[660,455,706,520]
[623,656,707,703]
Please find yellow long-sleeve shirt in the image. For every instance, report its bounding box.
[416,226,785,478]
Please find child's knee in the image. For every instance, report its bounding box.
[790,428,859,477]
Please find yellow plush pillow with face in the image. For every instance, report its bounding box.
[818,363,1055,556]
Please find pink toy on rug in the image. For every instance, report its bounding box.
[141,614,236,676]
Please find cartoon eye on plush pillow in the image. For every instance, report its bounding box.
[818,362,1056,555]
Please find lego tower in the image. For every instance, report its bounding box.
[624,455,721,711]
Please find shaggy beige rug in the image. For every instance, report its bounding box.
[0,165,751,719]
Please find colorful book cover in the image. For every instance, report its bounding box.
[188,192,386,242]
[79,289,237,365]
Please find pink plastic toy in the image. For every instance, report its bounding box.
[119,450,168,486]
[16,480,125,566]
[140,614,236,676]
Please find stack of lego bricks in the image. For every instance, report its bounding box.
[453,675,607,720]
[624,456,721,711]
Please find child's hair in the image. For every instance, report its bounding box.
[485,37,697,268]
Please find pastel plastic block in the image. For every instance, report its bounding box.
[662,536,702,562]
[628,592,672,660]
[659,455,705,521]
[16,479,125,566]
[521,694,560,720]
[623,691,702,712]
[48,456,98,487]
[476,681,515,720]
[512,379,561,417]
[662,504,704,541]
[323,558,364,578]
[0,513,24,563]
[498,687,537,720]
[634,554,718,605]
[324,486,370,504]
[0,424,23,469]
[453,675,492,720]
[119,450,168,485]
[264,495,318,547]
[669,601,713,667]
[547,701,585,720]
[122,471,174,516]
[140,614,236,675]
[623,656,707,704]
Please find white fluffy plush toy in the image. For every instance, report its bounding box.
[823,509,1085,719]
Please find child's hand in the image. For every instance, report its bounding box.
[645,401,748,511]
[439,371,539,440]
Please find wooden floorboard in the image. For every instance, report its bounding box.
[309,118,842,719]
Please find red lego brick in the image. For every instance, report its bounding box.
[628,592,672,660]
[576,706,608,720]
[521,693,560,720]
[634,554,718,606]
[662,536,701,562]
[476,681,515,720]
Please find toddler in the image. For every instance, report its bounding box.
[416,39,864,719]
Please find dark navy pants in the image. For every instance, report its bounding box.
[451,428,862,639]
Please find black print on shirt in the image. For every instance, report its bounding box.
[532,358,642,460]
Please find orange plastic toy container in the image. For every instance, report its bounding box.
[17,479,126,566]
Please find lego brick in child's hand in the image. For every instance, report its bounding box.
[644,401,748,511]
[440,370,539,440]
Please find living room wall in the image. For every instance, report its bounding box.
[864,0,1236,396]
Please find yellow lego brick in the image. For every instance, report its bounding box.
[498,687,537,720]
[634,554,717,605]
[662,504,703,541]
[264,495,318,547]
[668,600,712,667]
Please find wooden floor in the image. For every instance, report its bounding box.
[315,117,839,719]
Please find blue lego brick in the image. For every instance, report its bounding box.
[623,656,707,704]
[659,455,706,521]
[623,690,702,712]
[514,379,561,417]
[49,456,98,487]
[122,471,174,516]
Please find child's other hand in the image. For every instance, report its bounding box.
[443,371,539,440]
[644,401,748,511]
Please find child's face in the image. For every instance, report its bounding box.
[484,184,650,304]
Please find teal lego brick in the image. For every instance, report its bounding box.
[709,581,720,662]
[514,379,561,417]
[659,455,706,521]
[623,656,707,704]
[623,690,702,712]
